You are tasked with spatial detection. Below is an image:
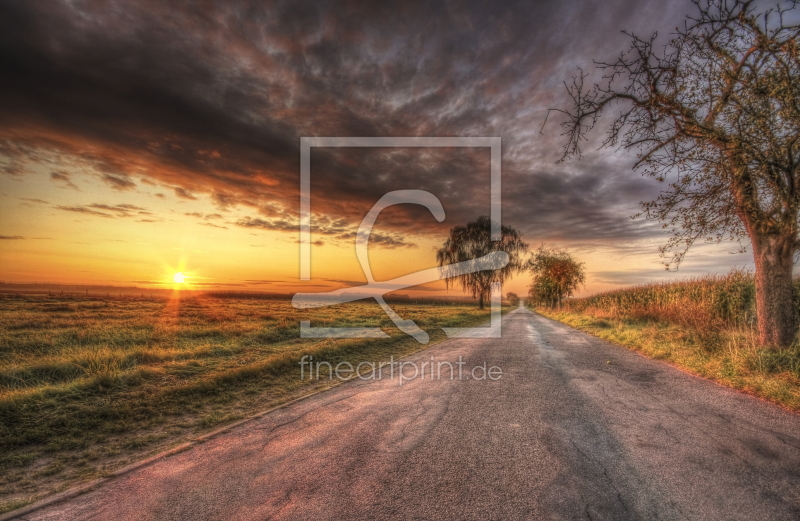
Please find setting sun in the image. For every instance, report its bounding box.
[172,272,185,284]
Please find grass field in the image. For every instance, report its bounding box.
[535,271,800,412]
[0,293,499,513]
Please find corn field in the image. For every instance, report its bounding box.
[560,270,800,333]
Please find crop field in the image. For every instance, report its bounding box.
[536,271,800,411]
[0,293,498,512]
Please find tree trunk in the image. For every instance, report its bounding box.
[478,292,485,310]
[752,233,796,348]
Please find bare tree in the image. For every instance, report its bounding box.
[436,216,528,309]
[549,0,800,347]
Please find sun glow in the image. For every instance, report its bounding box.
[173,272,186,284]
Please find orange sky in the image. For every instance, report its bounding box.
[0,155,756,299]
[0,157,508,296]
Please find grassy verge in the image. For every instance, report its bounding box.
[535,303,800,413]
[0,294,505,513]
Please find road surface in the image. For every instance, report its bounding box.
[17,308,800,520]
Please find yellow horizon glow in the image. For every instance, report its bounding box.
[1,160,742,298]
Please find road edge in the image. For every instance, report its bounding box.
[0,311,517,521]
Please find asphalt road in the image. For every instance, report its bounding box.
[19,308,800,520]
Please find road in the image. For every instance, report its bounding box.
[18,308,800,520]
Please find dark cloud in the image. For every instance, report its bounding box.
[55,205,114,218]
[0,235,25,240]
[323,278,365,286]
[55,203,152,219]
[0,0,696,249]
[101,174,137,191]
[174,187,197,200]
[237,217,295,232]
[50,171,79,190]
[185,212,223,220]
[237,214,415,248]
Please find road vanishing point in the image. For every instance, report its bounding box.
[15,308,800,520]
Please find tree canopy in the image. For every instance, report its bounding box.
[527,246,586,308]
[506,292,520,306]
[549,0,800,346]
[436,216,528,309]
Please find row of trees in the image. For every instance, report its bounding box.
[436,217,586,310]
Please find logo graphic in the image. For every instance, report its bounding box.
[292,137,503,344]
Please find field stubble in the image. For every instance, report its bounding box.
[0,293,497,513]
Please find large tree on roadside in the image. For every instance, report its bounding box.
[549,0,800,347]
[436,216,528,309]
[527,246,586,308]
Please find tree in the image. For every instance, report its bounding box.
[436,216,528,309]
[549,0,800,347]
[506,292,520,306]
[527,246,586,308]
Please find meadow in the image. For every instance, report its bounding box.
[0,293,498,513]
[535,270,800,411]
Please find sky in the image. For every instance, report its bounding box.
[0,0,758,298]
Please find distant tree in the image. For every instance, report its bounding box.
[436,216,528,309]
[549,0,800,347]
[506,292,520,306]
[527,246,586,308]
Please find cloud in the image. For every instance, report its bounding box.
[101,174,136,191]
[55,205,114,218]
[236,215,415,248]
[0,235,25,240]
[236,217,295,232]
[50,171,79,190]
[115,203,147,211]
[174,187,197,200]
[55,203,153,219]
[185,212,223,220]
[0,0,697,256]
[322,278,364,286]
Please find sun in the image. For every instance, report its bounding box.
[172,272,186,284]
